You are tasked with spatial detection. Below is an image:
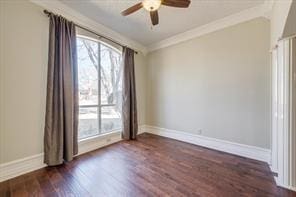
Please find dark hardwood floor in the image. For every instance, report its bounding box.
[0,133,295,197]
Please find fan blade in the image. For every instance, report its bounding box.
[121,3,143,16]
[162,0,190,8]
[150,10,159,26]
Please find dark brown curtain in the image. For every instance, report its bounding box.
[122,47,138,140]
[44,14,78,166]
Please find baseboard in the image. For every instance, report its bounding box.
[138,125,146,134]
[0,131,124,183]
[142,125,271,164]
[276,178,296,192]
[274,175,296,192]
[0,125,272,183]
[0,127,149,183]
[0,154,46,183]
[270,165,278,174]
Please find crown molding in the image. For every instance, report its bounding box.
[30,0,148,55]
[262,0,275,19]
[147,3,272,52]
[29,0,274,54]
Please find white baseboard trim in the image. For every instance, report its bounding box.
[0,153,46,183]
[142,125,271,164]
[274,176,296,192]
[138,125,146,134]
[270,165,278,174]
[0,126,274,184]
[0,131,123,183]
[275,177,296,192]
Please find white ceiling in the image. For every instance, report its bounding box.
[60,0,265,46]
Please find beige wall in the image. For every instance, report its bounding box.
[0,0,147,164]
[0,0,48,164]
[146,18,271,149]
[135,53,147,125]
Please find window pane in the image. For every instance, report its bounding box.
[77,35,123,139]
[101,106,122,133]
[100,44,122,106]
[77,37,99,106]
[78,107,99,139]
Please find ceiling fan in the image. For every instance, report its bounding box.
[121,0,191,26]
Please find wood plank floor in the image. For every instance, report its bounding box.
[0,133,295,197]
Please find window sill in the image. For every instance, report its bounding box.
[77,130,122,155]
[78,130,121,143]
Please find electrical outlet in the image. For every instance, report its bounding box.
[196,129,202,135]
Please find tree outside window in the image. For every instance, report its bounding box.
[77,36,122,139]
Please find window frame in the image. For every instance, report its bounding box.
[77,34,123,141]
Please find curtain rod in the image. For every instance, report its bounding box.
[43,10,138,54]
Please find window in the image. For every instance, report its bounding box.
[77,36,122,140]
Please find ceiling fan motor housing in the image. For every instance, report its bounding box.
[142,0,162,11]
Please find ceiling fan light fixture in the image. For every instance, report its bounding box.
[121,0,191,26]
[142,0,161,11]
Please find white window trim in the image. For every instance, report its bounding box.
[78,130,122,155]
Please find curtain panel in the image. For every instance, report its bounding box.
[44,14,78,166]
[122,47,138,140]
